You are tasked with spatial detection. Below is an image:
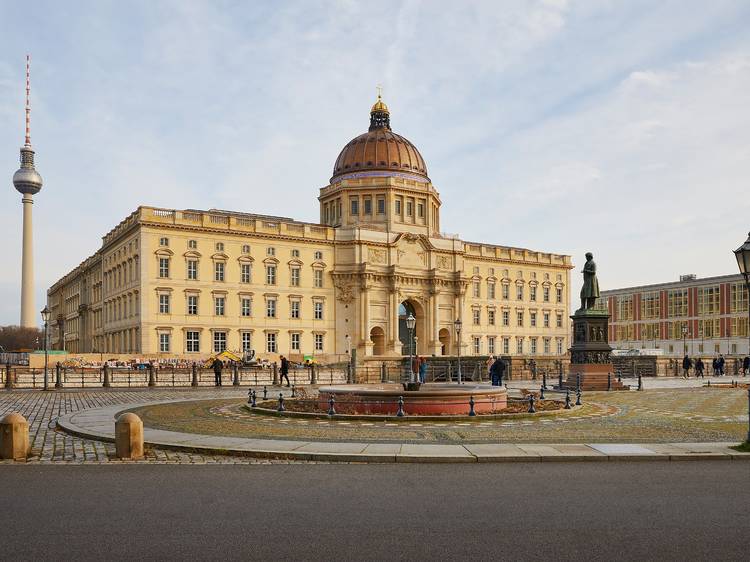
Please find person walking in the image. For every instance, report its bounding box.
[490,357,506,387]
[682,354,692,378]
[695,357,704,378]
[279,355,291,387]
[743,356,750,377]
[485,355,495,383]
[418,357,428,384]
[212,357,223,386]
[718,354,726,376]
[711,357,718,377]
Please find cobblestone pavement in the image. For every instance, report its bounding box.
[0,387,307,464]
[130,387,750,444]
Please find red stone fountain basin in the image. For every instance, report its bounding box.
[317,383,507,416]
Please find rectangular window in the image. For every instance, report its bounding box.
[213,331,227,353]
[516,338,524,354]
[290,267,300,287]
[488,310,496,326]
[159,237,169,247]
[517,311,523,327]
[473,337,481,354]
[503,337,510,354]
[267,247,275,256]
[472,309,480,325]
[377,198,385,214]
[473,281,480,298]
[266,299,276,318]
[530,338,537,355]
[556,313,563,328]
[406,201,413,216]
[241,332,252,353]
[241,298,251,317]
[642,291,660,319]
[187,295,198,315]
[557,339,563,355]
[314,334,324,352]
[291,249,300,258]
[350,198,359,215]
[698,318,720,339]
[290,300,300,319]
[530,312,537,327]
[530,286,537,301]
[186,331,200,353]
[543,287,550,302]
[667,289,688,317]
[516,285,523,301]
[395,200,401,215]
[488,282,495,300]
[488,336,495,355]
[543,338,550,355]
[417,203,424,218]
[556,287,562,303]
[617,295,634,321]
[502,284,509,300]
[731,283,749,313]
[214,297,225,316]
[241,264,251,284]
[187,260,197,280]
[502,311,510,327]
[159,294,170,314]
[159,333,170,353]
[543,312,550,328]
[266,333,277,353]
[291,333,301,351]
[364,198,372,215]
[159,258,169,278]
[314,269,324,288]
[266,265,276,285]
[314,301,324,320]
[697,286,720,315]
[314,251,323,260]
[214,262,225,282]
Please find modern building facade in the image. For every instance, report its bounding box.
[47,97,572,362]
[603,274,749,357]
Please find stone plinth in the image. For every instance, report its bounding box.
[115,412,144,460]
[0,412,30,461]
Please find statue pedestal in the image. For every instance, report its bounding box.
[564,308,627,391]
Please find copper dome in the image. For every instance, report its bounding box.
[331,97,429,182]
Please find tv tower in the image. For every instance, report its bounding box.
[12,55,43,328]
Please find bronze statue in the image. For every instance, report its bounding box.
[580,252,600,310]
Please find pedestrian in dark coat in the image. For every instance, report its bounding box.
[712,357,718,376]
[718,354,726,376]
[280,355,291,387]
[695,358,704,378]
[743,356,750,376]
[682,355,692,378]
[490,358,506,386]
[212,358,223,386]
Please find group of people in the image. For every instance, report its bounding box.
[212,355,295,386]
[681,354,750,378]
[486,355,507,386]
[411,356,429,383]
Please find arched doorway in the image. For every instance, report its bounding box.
[439,328,451,356]
[370,326,385,356]
[398,300,422,356]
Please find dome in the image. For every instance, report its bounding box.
[331,97,429,182]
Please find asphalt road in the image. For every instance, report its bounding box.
[2,462,749,561]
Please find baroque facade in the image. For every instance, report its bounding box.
[47,97,572,361]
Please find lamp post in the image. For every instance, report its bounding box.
[454,318,462,384]
[681,324,688,357]
[41,305,50,391]
[406,313,416,383]
[733,232,750,362]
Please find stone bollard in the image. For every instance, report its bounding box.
[381,362,387,383]
[576,388,582,406]
[539,384,545,400]
[328,396,336,417]
[277,393,285,412]
[469,396,476,417]
[564,390,572,409]
[263,386,268,400]
[191,363,198,387]
[346,363,353,384]
[528,394,536,413]
[396,396,405,417]
[637,373,643,391]
[607,372,612,392]
[558,370,563,389]
[542,372,548,390]
[291,384,296,398]
[148,363,156,387]
[4,362,13,389]
[0,413,30,461]
[102,364,111,388]
[310,364,317,385]
[55,363,63,389]
[115,413,144,460]
[272,363,279,386]
[233,364,240,387]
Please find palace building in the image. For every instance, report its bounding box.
[47,96,572,362]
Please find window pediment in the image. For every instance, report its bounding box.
[154,248,173,257]
[183,250,202,259]
[211,252,229,261]
[263,257,279,265]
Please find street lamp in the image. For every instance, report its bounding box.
[734,232,750,443]
[40,306,50,391]
[681,324,689,356]
[454,318,462,384]
[406,314,416,383]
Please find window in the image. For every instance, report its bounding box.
[642,323,660,340]
[267,247,275,256]
[530,338,537,355]
[473,337,481,354]
[488,282,495,300]
[314,269,324,288]
[291,249,300,258]
[543,338,550,355]
[698,319,720,338]
[503,337,510,354]
[517,311,523,327]
[290,300,300,319]
[731,317,748,337]
[698,286,720,315]
[291,333,301,351]
[314,250,323,260]
[516,285,523,300]
[530,286,537,301]
[266,333,277,353]
[215,242,224,252]
[241,332,252,353]
[214,297,225,316]
[472,309,480,325]
[188,239,197,249]
[617,295,634,321]
[473,281,480,298]
[266,298,276,318]
[314,301,324,320]
[502,311,510,327]
[488,309,496,326]
[314,333,324,352]
[557,339,564,355]
[543,312,550,328]
[241,298,251,317]
[214,262,225,282]
[241,263,251,283]
[395,200,401,215]
[502,284,510,300]
[642,291,660,319]
[187,260,198,280]
[159,258,170,278]
[377,198,385,214]
[417,203,424,218]
[213,331,227,353]
[731,283,749,312]
[242,244,250,254]
[159,294,170,314]
[364,198,372,215]
[556,313,563,328]
[290,267,300,287]
[186,331,200,353]
[159,333,170,352]
[516,338,524,354]
[556,287,563,303]
[159,237,169,247]
[488,336,495,355]
[266,265,276,285]
[543,287,550,302]
[350,198,359,215]
[406,201,413,216]
[187,295,198,315]
[530,312,537,327]
[667,289,688,317]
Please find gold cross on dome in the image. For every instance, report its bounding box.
[376,84,383,99]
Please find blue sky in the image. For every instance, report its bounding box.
[1,0,750,325]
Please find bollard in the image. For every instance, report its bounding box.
[0,413,30,461]
[528,394,536,413]
[469,395,476,416]
[148,363,156,387]
[102,364,111,388]
[55,363,63,389]
[558,370,563,389]
[576,374,581,392]
[328,396,336,417]
[539,384,545,400]
[263,386,268,400]
[310,364,317,385]
[576,388,582,406]
[637,373,643,391]
[233,364,240,387]
[618,372,622,383]
[115,413,144,460]
[346,363,353,384]
[564,390,572,409]
[607,372,612,392]
[4,362,13,390]
[542,372,548,390]
[191,363,198,387]
[277,393,285,412]
[381,362,387,383]
[396,396,405,417]
[707,379,711,387]
[291,384,296,398]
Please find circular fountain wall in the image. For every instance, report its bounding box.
[318,383,507,415]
